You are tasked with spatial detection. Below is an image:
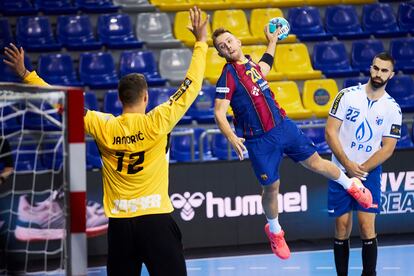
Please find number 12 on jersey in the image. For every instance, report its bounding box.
[115,151,145,174]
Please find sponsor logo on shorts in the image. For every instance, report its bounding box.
[330,92,344,115]
[216,87,230,94]
[260,174,268,181]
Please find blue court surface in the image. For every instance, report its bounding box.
[81,244,413,276]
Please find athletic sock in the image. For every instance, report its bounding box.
[266,216,282,234]
[335,170,352,190]
[361,238,377,276]
[334,238,350,276]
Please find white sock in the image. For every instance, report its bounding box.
[335,170,352,190]
[267,216,282,234]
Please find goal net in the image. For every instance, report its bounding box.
[0,83,86,276]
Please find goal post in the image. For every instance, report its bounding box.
[0,83,87,276]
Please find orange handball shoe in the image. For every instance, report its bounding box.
[264,224,291,260]
[347,177,373,209]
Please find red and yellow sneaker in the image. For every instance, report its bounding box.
[347,177,373,209]
[264,224,290,260]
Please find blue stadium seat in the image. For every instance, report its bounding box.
[57,15,102,51]
[342,76,369,89]
[288,7,333,41]
[156,87,192,124]
[325,5,369,40]
[351,40,385,75]
[86,141,102,169]
[79,52,118,89]
[312,41,359,78]
[97,14,143,49]
[38,54,83,86]
[16,16,62,52]
[119,51,167,86]
[212,132,238,160]
[14,143,47,172]
[390,38,414,74]
[386,75,414,112]
[0,0,38,16]
[0,19,14,52]
[85,91,99,111]
[0,105,21,134]
[75,0,119,13]
[41,136,63,170]
[301,126,331,155]
[362,3,406,38]
[0,55,33,83]
[170,128,212,162]
[396,123,413,149]
[103,90,122,116]
[398,2,414,35]
[35,0,78,14]
[22,101,62,131]
[188,86,215,124]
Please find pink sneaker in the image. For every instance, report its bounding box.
[347,178,373,209]
[264,223,291,260]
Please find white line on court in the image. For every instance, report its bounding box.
[316,266,334,270]
[283,266,301,270]
[249,266,268,270]
[383,267,401,270]
[217,266,235,270]
[349,266,363,270]
[187,267,202,271]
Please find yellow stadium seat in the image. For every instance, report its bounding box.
[242,45,284,81]
[303,79,339,118]
[174,11,213,47]
[267,0,305,7]
[150,0,191,11]
[307,0,341,5]
[189,0,230,10]
[275,43,322,80]
[205,47,226,84]
[341,0,375,4]
[250,8,296,44]
[212,10,259,45]
[268,81,313,119]
[225,0,268,9]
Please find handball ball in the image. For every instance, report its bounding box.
[268,17,290,41]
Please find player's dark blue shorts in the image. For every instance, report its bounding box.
[244,118,316,186]
[327,166,382,217]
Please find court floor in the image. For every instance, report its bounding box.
[70,244,414,276]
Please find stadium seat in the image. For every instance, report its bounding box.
[212,10,259,45]
[0,104,21,134]
[174,11,213,47]
[249,8,296,44]
[159,49,192,83]
[386,75,414,112]
[97,14,143,49]
[75,0,119,13]
[103,90,122,116]
[188,86,215,124]
[149,0,191,11]
[16,16,62,52]
[303,79,339,118]
[22,101,62,131]
[242,45,284,81]
[136,12,180,47]
[0,19,14,53]
[119,50,167,86]
[342,0,375,3]
[212,132,238,160]
[325,5,369,40]
[189,0,230,10]
[113,0,153,10]
[41,136,63,170]
[265,0,305,7]
[288,7,333,41]
[14,143,46,172]
[79,52,118,89]
[205,47,226,84]
[0,55,33,83]
[301,125,331,154]
[307,0,340,5]
[362,3,406,37]
[38,54,83,86]
[398,2,414,35]
[268,81,313,120]
[342,76,369,89]
[86,140,102,169]
[351,40,385,75]
[275,43,322,80]
[84,91,99,111]
[170,128,212,162]
[396,123,413,149]
[35,0,78,14]
[390,38,414,74]
[0,0,38,16]
[313,41,359,78]
[225,0,267,9]
[57,15,102,51]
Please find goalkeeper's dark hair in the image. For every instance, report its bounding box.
[212,28,233,50]
[118,73,148,106]
[373,52,395,68]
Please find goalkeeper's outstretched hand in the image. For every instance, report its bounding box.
[3,43,28,79]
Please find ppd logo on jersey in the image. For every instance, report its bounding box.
[380,171,414,214]
[352,119,373,152]
[171,185,308,221]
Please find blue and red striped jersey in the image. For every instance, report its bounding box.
[215,56,286,138]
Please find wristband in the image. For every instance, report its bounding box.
[259,53,274,67]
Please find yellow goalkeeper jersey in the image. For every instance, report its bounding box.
[24,41,208,218]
